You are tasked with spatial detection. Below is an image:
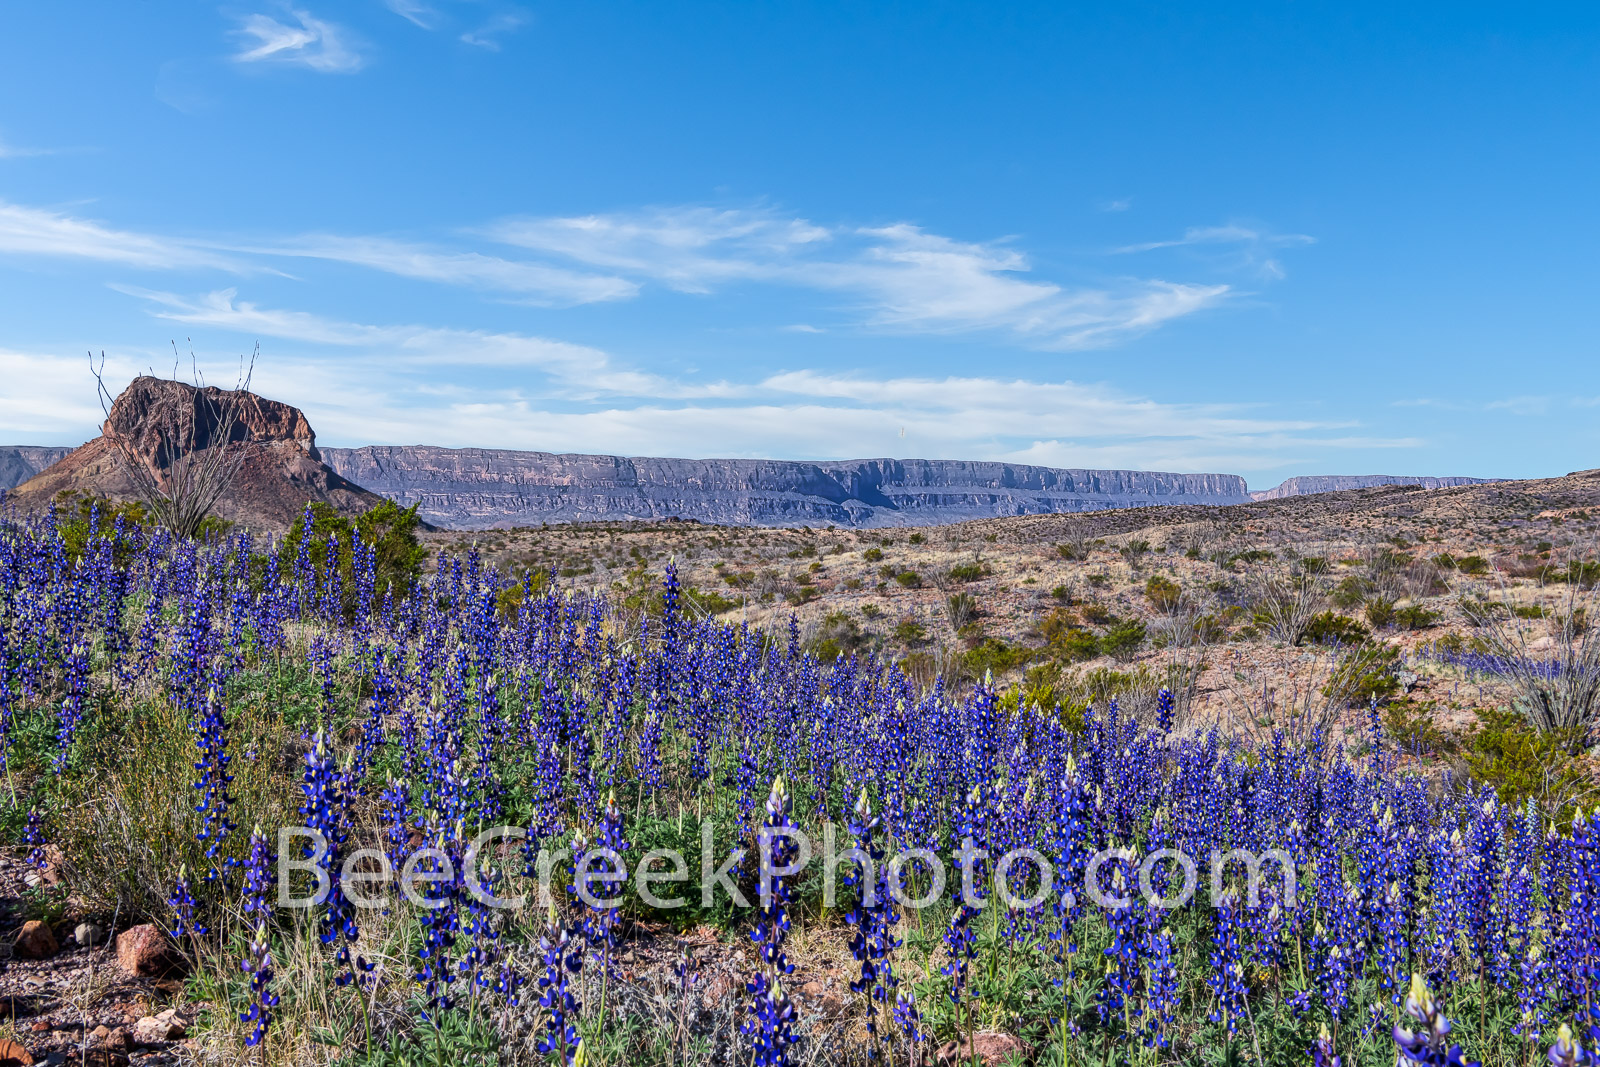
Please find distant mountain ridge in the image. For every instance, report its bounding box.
[318,446,1252,529]
[0,446,73,491]
[1249,474,1498,501]
[4,435,1502,530]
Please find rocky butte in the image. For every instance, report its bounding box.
[5,377,380,532]
[317,445,1254,529]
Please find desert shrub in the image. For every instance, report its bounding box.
[1120,540,1151,565]
[908,532,925,545]
[960,638,1034,679]
[784,585,820,606]
[683,586,742,616]
[1057,543,1084,561]
[945,592,979,631]
[1050,628,1102,664]
[892,618,928,645]
[1050,584,1073,602]
[1457,554,1490,575]
[1323,645,1401,707]
[1302,611,1369,647]
[1395,605,1443,630]
[861,603,883,619]
[809,611,875,660]
[1432,553,1458,570]
[1231,549,1275,565]
[1081,602,1114,625]
[48,492,156,564]
[1331,575,1374,609]
[283,499,428,609]
[1101,619,1147,662]
[721,569,756,589]
[948,562,988,583]
[878,564,898,580]
[862,547,884,562]
[1298,556,1329,575]
[1551,559,1600,590]
[1364,597,1397,629]
[1144,575,1182,612]
[893,570,922,589]
[1087,573,1110,588]
[1383,700,1459,758]
[1464,708,1593,821]
[1039,606,1078,644]
[1251,574,1325,646]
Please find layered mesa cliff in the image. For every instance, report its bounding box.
[318,446,1252,529]
[1249,474,1497,501]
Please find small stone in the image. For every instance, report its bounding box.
[936,1032,1028,1067]
[75,923,105,948]
[29,1022,49,1032]
[13,921,57,960]
[152,1009,188,1037]
[115,925,175,977]
[0,1036,32,1066]
[131,1016,175,1045]
[104,1029,131,1053]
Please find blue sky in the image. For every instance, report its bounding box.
[2,3,1597,487]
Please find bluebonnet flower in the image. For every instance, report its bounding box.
[240,823,274,922]
[1207,887,1247,1037]
[536,901,583,1065]
[192,686,236,877]
[1313,1023,1342,1067]
[845,789,902,1058]
[23,806,46,870]
[1393,973,1482,1067]
[746,776,800,1065]
[168,865,204,939]
[240,921,279,1047]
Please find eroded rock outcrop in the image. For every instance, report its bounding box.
[7,377,381,532]
[321,446,1253,529]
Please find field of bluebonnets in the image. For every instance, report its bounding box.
[1,495,1598,1067]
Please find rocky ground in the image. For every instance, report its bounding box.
[0,850,196,1066]
[419,469,1600,744]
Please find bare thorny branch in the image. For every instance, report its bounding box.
[89,342,262,539]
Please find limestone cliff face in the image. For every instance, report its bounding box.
[0,447,74,491]
[1249,475,1496,501]
[320,446,1253,529]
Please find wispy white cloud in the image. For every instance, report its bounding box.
[1486,395,1550,417]
[0,200,242,270]
[488,206,1232,348]
[461,11,527,50]
[0,194,1267,350]
[81,286,1406,471]
[231,8,364,73]
[246,234,638,304]
[112,286,740,400]
[0,135,54,160]
[1116,223,1314,280]
[383,0,437,29]
[1099,198,1132,213]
